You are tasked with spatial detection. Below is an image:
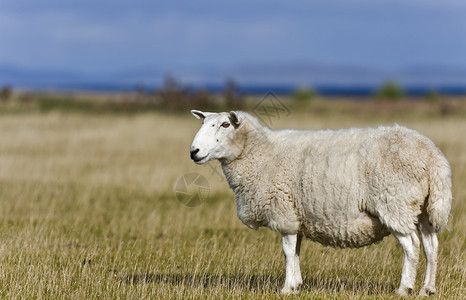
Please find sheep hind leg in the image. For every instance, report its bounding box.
[281,233,303,294]
[417,212,438,296]
[392,231,420,296]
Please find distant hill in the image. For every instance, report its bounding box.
[1,62,466,95]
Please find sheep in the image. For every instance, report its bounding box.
[189,110,452,296]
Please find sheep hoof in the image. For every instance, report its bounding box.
[396,287,413,296]
[419,287,436,296]
[281,285,300,295]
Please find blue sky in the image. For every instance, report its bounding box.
[1,0,466,86]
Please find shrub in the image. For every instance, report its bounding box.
[224,79,245,110]
[0,85,12,101]
[156,76,220,111]
[375,81,404,100]
[292,87,317,102]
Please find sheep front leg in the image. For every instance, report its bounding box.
[281,233,303,294]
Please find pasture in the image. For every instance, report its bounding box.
[0,97,465,299]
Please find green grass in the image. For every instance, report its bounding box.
[0,100,465,299]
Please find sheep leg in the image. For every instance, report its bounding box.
[393,231,420,296]
[281,233,303,294]
[417,212,438,296]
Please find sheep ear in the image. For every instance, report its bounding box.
[191,110,206,120]
[229,111,242,128]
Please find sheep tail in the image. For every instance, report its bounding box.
[426,152,453,232]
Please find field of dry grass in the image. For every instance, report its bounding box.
[0,98,465,299]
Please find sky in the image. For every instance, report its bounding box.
[1,0,466,87]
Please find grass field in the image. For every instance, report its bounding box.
[0,97,465,299]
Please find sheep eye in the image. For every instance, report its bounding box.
[221,122,230,128]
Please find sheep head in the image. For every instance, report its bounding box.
[190,110,245,164]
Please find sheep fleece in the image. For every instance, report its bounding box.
[221,114,452,248]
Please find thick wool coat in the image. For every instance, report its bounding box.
[221,112,452,248]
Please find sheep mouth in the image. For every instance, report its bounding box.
[193,154,209,163]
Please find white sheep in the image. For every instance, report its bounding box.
[189,110,452,296]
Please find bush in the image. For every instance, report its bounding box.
[292,87,317,102]
[224,79,244,110]
[156,76,220,111]
[375,81,404,100]
[157,76,191,111]
[0,85,12,101]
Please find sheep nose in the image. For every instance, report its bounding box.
[190,148,199,160]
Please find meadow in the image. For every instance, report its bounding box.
[0,95,465,299]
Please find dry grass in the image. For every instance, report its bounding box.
[0,101,465,299]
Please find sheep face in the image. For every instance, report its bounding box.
[190,110,243,164]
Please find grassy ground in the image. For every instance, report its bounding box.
[0,98,465,299]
